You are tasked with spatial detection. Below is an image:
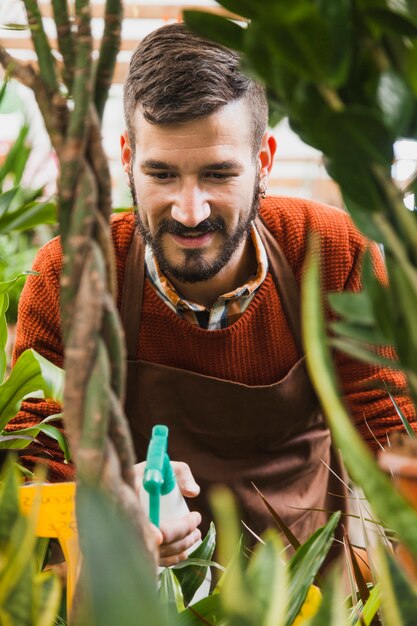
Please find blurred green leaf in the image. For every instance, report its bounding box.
[365,7,417,37]
[306,568,347,625]
[360,583,382,626]
[183,11,245,52]
[173,522,216,605]
[0,291,8,385]
[0,24,29,31]
[316,0,352,87]
[0,125,30,189]
[285,512,341,626]
[387,391,416,438]
[328,290,375,326]
[246,530,288,626]
[376,545,417,626]
[177,593,223,625]
[0,349,64,430]
[77,484,169,626]
[377,70,415,135]
[0,199,57,234]
[216,0,257,19]
[302,242,417,568]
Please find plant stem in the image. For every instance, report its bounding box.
[22,0,60,93]
[51,0,75,90]
[94,0,123,120]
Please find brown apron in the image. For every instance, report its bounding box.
[120,217,347,553]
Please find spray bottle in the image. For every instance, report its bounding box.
[139,424,211,602]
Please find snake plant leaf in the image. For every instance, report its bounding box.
[246,530,288,626]
[183,11,245,52]
[387,391,416,439]
[209,486,253,621]
[0,456,21,548]
[305,568,348,626]
[302,241,417,564]
[285,512,341,626]
[0,349,64,431]
[359,583,382,626]
[160,568,186,615]
[0,291,8,385]
[76,484,170,626]
[376,545,417,626]
[172,522,216,606]
[34,569,61,626]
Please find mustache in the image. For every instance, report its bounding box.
[156,217,225,237]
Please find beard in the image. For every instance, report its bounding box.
[129,170,260,284]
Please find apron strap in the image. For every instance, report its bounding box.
[120,214,303,359]
[120,227,145,359]
[255,216,303,356]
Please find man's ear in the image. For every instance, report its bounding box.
[120,131,132,184]
[258,132,277,178]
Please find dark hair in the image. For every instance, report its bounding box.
[123,23,268,157]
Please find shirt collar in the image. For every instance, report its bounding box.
[145,222,269,314]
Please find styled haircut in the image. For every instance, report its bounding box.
[123,23,268,158]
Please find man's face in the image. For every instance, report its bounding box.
[124,100,261,284]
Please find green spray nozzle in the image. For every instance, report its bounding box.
[143,425,176,527]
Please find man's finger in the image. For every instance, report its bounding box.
[159,510,201,545]
[172,461,200,497]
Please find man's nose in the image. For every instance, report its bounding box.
[171,185,211,227]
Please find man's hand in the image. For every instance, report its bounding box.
[134,461,202,567]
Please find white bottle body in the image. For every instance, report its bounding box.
[139,482,211,603]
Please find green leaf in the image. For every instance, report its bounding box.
[316,0,352,86]
[34,570,61,626]
[160,568,186,614]
[183,11,246,52]
[0,188,20,218]
[0,125,30,188]
[0,457,21,549]
[285,512,341,626]
[246,530,288,626]
[387,391,416,439]
[306,568,347,625]
[376,545,417,626]
[216,0,257,19]
[328,290,375,326]
[0,413,64,452]
[361,583,382,626]
[329,337,401,370]
[77,484,170,626]
[0,199,57,234]
[173,522,216,605]
[302,241,417,569]
[365,7,417,37]
[344,197,385,243]
[0,291,9,384]
[0,24,29,31]
[376,70,415,135]
[329,320,387,346]
[176,593,224,625]
[0,349,64,430]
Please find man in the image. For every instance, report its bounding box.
[9,23,415,566]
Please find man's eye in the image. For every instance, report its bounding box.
[206,172,232,180]
[150,172,173,180]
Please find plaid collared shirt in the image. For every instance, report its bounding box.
[145,223,269,330]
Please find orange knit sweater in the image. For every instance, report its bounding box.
[8,196,416,480]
